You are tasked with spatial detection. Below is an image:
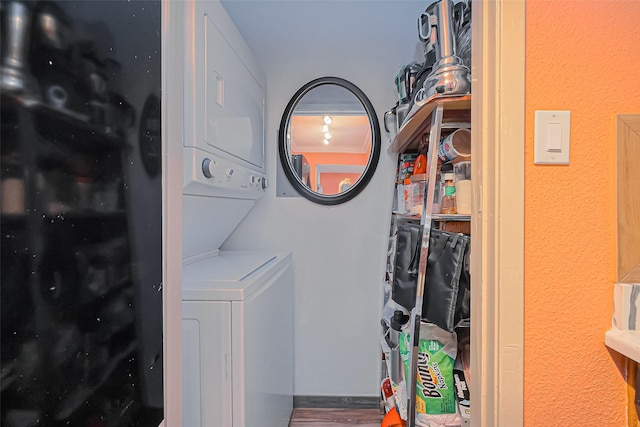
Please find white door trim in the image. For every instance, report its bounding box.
[162,0,184,425]
[471,0,525,425]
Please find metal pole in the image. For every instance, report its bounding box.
[406,103,444,427]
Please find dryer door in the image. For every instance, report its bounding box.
[184,3,265,172]
[203,15,264,169]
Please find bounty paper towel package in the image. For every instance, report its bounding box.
[399,323,460,427]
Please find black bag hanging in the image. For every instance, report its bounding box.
[391,224,422,310]
[391,224,470,332]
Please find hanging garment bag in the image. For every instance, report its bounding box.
[391,224,470,331]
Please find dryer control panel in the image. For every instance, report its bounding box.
[183,148,267,199]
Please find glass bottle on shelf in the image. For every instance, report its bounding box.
[440,173,457,214]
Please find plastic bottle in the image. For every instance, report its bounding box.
[403,178,412,212]
[440,173,457,214]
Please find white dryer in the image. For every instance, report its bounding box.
[182,251,293,427]
[180,2,293,425]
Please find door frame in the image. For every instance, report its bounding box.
[161,0,185,425]
[161,0,527,425]
[471,0,525,425]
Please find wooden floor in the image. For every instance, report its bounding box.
[288,408,383,426]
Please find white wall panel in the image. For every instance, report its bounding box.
[218,0,429,396]
[223,60,399,395]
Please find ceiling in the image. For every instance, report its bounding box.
[219,0,432,75]
[219,0,436,155]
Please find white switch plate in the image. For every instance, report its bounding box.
[534,110,570,164]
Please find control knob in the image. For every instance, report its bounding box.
[202,158,218,178]
[261,177,269,190]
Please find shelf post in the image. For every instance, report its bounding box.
[406,103,444,427]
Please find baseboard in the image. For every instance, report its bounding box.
[293,395,380,409]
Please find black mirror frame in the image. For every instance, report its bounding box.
[278,76,381,205]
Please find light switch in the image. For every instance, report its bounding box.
[546,122,562,152]
[534,110,570,164]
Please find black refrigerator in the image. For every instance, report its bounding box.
[0,1,163,425]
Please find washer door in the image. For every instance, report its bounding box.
[182,301,233,427]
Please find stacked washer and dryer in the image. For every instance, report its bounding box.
[180,1,294,426]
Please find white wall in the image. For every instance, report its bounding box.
[219,0,428,397]
[223,59,407,397]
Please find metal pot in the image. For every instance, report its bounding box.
[418,0,471,102]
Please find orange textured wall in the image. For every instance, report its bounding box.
[525,1,640,425]
[293,151,370,190]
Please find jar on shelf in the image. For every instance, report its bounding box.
[440,173,457,214]
[453,161,472,215]
[402,178,412,213]
[408,174,425,215]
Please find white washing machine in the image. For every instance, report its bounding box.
[182,251,294,427]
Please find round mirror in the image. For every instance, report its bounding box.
[279,77,381,205]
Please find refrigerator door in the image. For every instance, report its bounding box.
[0,1,163,425]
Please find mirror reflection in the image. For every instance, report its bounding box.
[289,106,371,195]
[280,78,380,205]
